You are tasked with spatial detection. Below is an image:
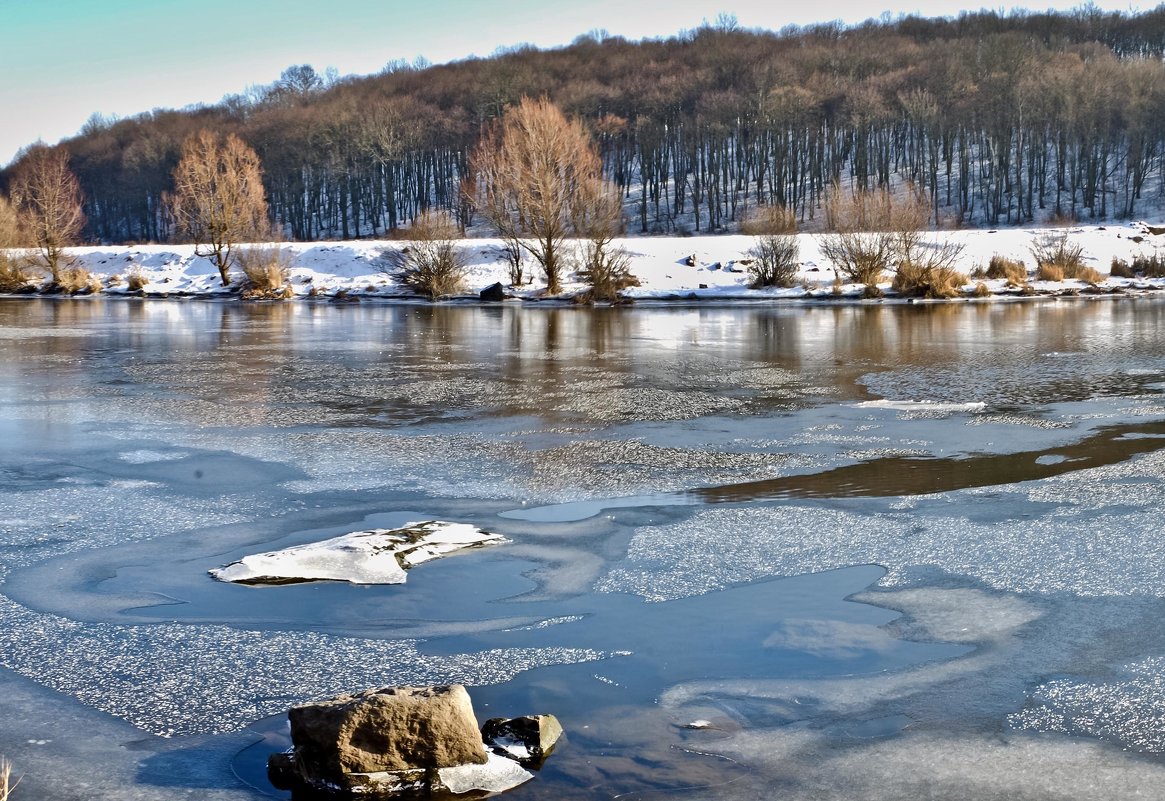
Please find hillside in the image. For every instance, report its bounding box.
[7,7,1165,244]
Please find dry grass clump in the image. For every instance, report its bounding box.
[2,755,19,800]
[1037,263,1065,282]
[744,204,800,288]
[1036,261,1102,284]
[892,262,968,298]
[381,210,467,299]
[56,264,101,294]
[237,245,293,299]
[1131,253,1165,278]
[973,281,991,297]
[985,255,1028,284]
[0,253,36,292]
[125,269,148,291]
[1071,265,1103,284]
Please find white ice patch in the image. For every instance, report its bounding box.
[209,521,507,585]
[117,449,186,464]
[437,752,533,794]
[1010,656,1165,752]
[856,399,986,414]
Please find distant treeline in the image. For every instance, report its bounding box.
[9,6,1165,243]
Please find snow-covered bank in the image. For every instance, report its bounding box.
[7,222,1165,303]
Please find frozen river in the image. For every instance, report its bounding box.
[4,297,1165,799]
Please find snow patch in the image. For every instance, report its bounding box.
[209,521,507,585]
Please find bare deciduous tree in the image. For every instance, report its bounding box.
[10,146,85,282]
[169,131,269,286]
[471,97,607,294]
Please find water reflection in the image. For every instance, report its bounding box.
[3,298,1165,429]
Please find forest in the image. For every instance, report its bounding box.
[7,5,1165,244]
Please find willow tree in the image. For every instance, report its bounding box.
[471,97,606,294]
[169,131,268,286]
[10,146,85,282]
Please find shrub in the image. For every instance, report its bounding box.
[862,282,885,299]
[986,255,1027,284]
[817,185,903,284]
[744,204,799,288]
[575,239,639,302]
[382,210,467,299]
[1132,253,1165,278]
[818,184,962,286]
[1031,231,1086,274]
[892,262,967,298]
[237,245,293,299]
[973,281,991,297]
[1110,257,1134,278]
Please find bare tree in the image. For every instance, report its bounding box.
[9,146,85,282]
[471,97,607,294]
[169,131,269,286]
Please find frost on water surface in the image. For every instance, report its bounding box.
[0,593,613,737]
[209,521,508,585]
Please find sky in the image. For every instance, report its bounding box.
[0,0,1159,167]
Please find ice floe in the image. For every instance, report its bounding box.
[209,521,507,585]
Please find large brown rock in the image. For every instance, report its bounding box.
[288,685,488,779]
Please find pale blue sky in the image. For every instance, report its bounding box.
[0,0,1156,166]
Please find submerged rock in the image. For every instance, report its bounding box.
[209,521,507,586]
[269,685,548,798]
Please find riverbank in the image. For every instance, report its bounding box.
[4,222,1165,303]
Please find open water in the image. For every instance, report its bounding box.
[3,297,1165,799]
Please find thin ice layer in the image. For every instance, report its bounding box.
[0,594,614,737]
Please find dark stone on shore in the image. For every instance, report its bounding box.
[479,282,507,301]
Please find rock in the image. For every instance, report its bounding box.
[482,714,564,766]
[290,685,487,779]
[270,686,553,797]
[479,282,507,301]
